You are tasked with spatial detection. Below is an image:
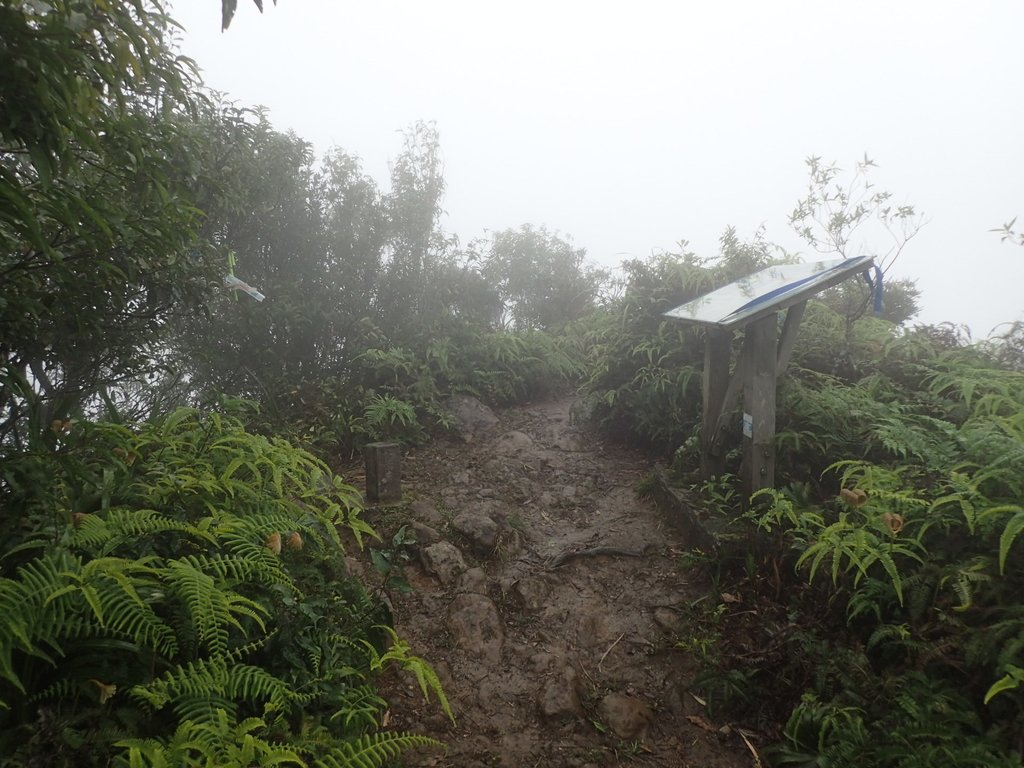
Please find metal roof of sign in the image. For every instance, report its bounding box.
[664,255,875,329]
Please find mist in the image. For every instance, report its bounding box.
[172,0,1024,336]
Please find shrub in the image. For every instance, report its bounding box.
[0,406,445,766]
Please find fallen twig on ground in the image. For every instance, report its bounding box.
[546,543,655,569]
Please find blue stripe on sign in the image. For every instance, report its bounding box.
[729,272,823,315]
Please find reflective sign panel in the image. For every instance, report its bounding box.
[664,255,874,329]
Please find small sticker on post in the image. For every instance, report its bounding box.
[742,412,753,438]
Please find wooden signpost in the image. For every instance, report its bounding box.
[667,257,875,498]
[364,441,402,503]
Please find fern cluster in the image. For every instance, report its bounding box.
[579,245,744,448]
[686,316,1024,764]
[274,327,588,458]
[0,408,445,766]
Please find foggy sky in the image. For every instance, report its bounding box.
[171,0,1024,337]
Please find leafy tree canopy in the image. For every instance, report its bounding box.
[0,0,221,448]
[482,224,606,331]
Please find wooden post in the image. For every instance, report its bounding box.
[775,300,807,378]
[364,442,402,503]
[741,314,778,500]
[701,328,732,479]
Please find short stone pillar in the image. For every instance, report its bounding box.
[364,442,401,503]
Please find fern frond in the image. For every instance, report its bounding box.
[996,506,1024,574]
[78,561,179,657]
[365,626,454,723]
[68,508,213,555]
[313,732,444,768]
[328,685,387,732]
[115,709,306,767]
[132,654,301,725]
[866,622,913,652]
[161,558,266,655]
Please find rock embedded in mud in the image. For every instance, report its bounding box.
[499,733,538,768]
[653,606,685,634]
[529,651,555,673]
[492,430,535,456]
[574,602,612,647]
[409,498,443,526]
[476,499,512,525]
[597,692,654,740]
[455,566,488,595]
[421,541,468,585]
[443,394,500,442]
[505,576,549,612]
[410,521,442,547]
[552,434,583,452]
[453,511,500,552]
[448,593,505,665]
[536,664,584,721]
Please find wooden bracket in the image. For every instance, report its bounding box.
[700,300,807,488]
[740,314,778,498]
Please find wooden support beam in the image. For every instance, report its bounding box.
[775,300,807,378]
[741,314,778,499]
[709,353,746,457]
[701,328,732,479]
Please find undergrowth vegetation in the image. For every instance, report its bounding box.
[598,270,1024,763]
[738,329,1024,766]
[273,328,587,460]
[4,2,1023,767]
[0,406,447,766]
[573,160,1024,763]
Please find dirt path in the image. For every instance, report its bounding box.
[362,397,753,767]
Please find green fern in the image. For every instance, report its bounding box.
[68,508,213,554]
[328,685,388,731]
[995,506,1024,574]
[363,626,454,723]
[131,654,305,724]
[161,558,267,656]
[115,709,306,767]
[314,732,444,768]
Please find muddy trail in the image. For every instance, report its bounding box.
[355,396,755,767]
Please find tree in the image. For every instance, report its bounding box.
[483,225,605,331]
[170,119,474,406]
[992,217,1024,247]
[376,121,453,342]
[221,0,275,30]
[169,109,335,401]
[789,155,924,326]
[0,0,218,447]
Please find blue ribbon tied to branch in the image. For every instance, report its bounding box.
[863,265,884,314]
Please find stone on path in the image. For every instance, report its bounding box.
[443,395,499,442]
[448,593,504,665]
[410,521,441,547]
[598,693,654,740]
[536,664,584,722]
[453,510,500,553]
[421,541,468,585]
[653,606,685,634]
[455,566,488,595]
[492,430,535,456]
[409,498,443,526]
